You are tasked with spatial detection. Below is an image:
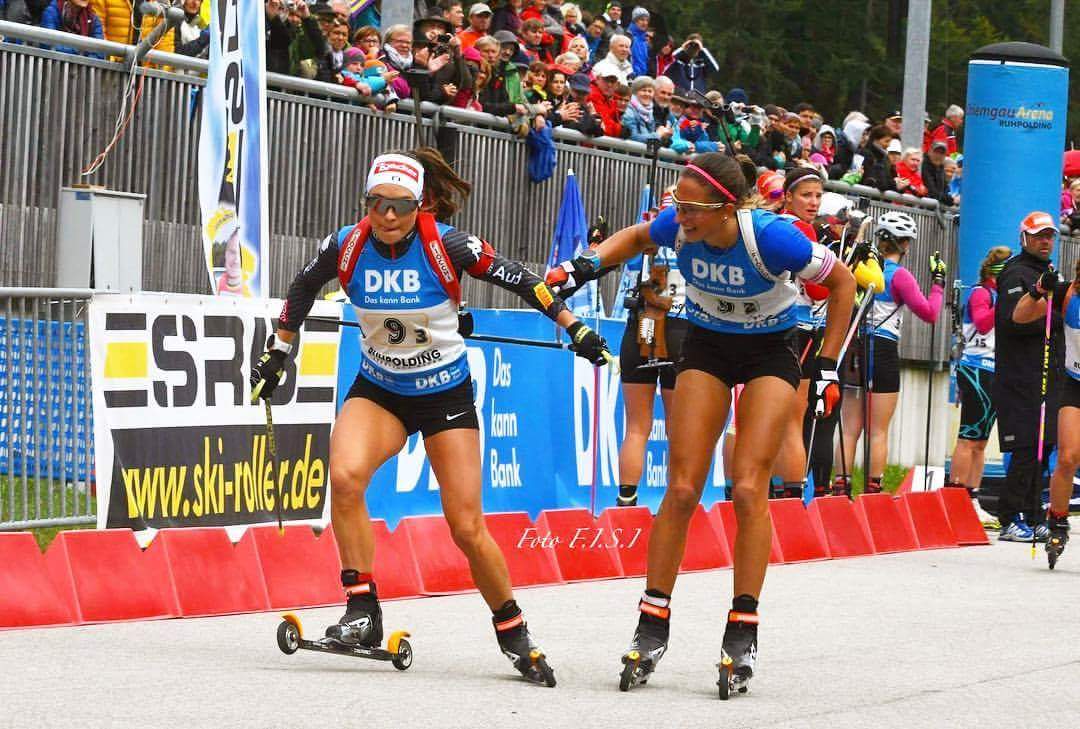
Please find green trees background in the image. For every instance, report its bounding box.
[584,0,1079,144]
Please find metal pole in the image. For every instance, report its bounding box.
[901,0,932,151]
[1050,0,1064,54]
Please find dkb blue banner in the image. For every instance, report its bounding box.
[337,309,728,528]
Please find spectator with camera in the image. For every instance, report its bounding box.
[286,1,330,78]
[663,34,717,97]
[413,12,474,105]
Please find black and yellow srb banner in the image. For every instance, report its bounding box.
[105,423,329,530]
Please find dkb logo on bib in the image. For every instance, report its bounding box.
[365,269,421,293]
[691,260,745,285]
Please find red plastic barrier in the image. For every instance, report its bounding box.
[43,529,175,623]
[807,496,875,558]
[246,525,342,610]
[371,520,423,600]
[398,515,475,594]
[709,501,784,564]
[895,467,917,494]
[0,533,75,628]
[596,506,653,577]
[853,493,918,553]
[534,508,622,581]
[937,488,991,546]
[900,492,959,549]
[485,512,564,587]
[768,498,829,562]
[148,528,270,617]
[681,504,731,571]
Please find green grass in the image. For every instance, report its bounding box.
[0,475,97,550]
[848,464,910,495]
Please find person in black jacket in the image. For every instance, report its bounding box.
[921,140,953,205]
[994,211,1066,541]
[858,124,896,193]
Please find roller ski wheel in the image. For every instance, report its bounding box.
[275,613,412,670]
[618,630,667,692]
[497,622,556,687]
[717,611,757,700]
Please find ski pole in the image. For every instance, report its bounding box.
[263,398,284,535]
[1033,286,1054,559]
[924,252,944,491]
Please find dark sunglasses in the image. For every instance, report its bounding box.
[365,195,420,216]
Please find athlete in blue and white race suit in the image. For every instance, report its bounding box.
[947,246,1011,498]
[547,153,855,697]
[249,149,610,687]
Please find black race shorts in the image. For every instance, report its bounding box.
[842,334,900,394]
[1062,374,1080,410]
[620,315,688,390]
[956,364,997,442]
[677,323,801,390]
[345,374,479,437]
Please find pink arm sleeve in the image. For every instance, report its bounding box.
[890,266,943,323]
[968,287,995,334]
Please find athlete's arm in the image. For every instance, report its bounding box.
[815,263,856,361]
[441,229,569,320]
[276,234,341,343]
[890,266,943,323]
[968,286,995,334]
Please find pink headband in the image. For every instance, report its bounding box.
[685,163,736,203]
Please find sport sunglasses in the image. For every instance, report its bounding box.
[365,195,420,216]
[669,192,730,214]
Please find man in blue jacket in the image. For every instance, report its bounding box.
[628,6,650,78]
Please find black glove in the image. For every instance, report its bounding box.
[929,252,947,287]
[567,321,610,366]
[250,336,288,402]
[809,356,841,419]
[1029,267,1058,300]
[545,248,601,298]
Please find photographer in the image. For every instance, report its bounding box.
[663,33,718,97]
[702,90,764,155]
[414,13,474,104]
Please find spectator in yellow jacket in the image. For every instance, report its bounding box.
[89,0,174,53]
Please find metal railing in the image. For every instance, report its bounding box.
[0,288,95,530]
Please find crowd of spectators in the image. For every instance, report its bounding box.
[5,0,970,202]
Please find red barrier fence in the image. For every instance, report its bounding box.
[1,492,989,629]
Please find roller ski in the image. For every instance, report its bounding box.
[276,572,412,670]
[831,474,852,499]
[494,601,556,687]
[1046,514,1070,570]
[275,612,413,670]
[717,609,758,700]
[619,592,670,691]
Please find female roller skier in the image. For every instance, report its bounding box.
[837,211,944,494]
[547,152,855,697]
[1011,258,1077,568]
[249,148,611,686]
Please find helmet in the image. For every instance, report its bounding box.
[875,211,918,242]
[818,191,853,219]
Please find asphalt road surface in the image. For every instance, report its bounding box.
[5,537,1080,729]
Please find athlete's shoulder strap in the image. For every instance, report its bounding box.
[337,218,371,289]
[416,212,462,304]
[736,208,780,283]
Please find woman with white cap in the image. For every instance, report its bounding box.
[250,147,611,686]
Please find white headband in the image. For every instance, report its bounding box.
[365,154,425,200]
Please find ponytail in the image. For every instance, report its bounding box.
[978,245,1011,282]
[404,147,472,221]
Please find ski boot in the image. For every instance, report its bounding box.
[619,592,670,691]
[831,474,852,499]
[325,574,383,648]
[864,476,883,495]
[617,484,639,507]
[718,608,758,699]
[493,601,556,687]
[781,481,805,500]
[1046,513,1070,570]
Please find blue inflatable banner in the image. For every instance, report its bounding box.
[959,46,1069,284]
[337,309,728,528]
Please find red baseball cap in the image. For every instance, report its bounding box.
[756,171,784,201]
[1019,211,1058,234]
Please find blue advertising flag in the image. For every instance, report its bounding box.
[609,184,653,320]
[548,170,603,317]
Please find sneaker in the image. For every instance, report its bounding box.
[1033,523,1051,543]
[972,497,1000,530]
[999,518,1034,542]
